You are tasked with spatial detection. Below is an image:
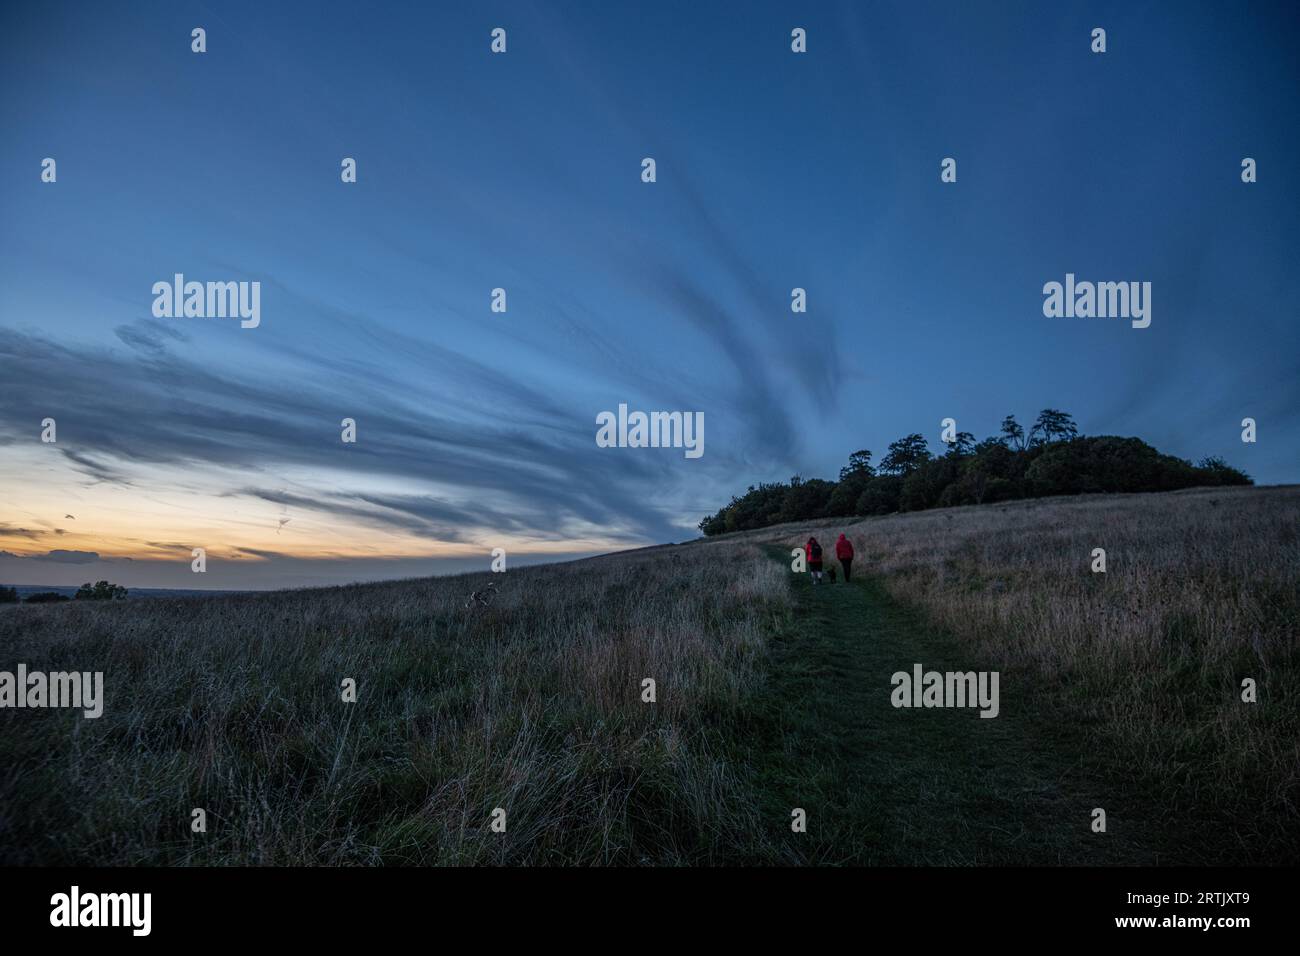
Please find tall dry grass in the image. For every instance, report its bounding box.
[0,541,790,865]
[4,486,1296,864]
[763,485,1300,860]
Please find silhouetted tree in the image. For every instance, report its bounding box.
[1027,436,1190,495]
[856,475,904,515]
[74,580,128,601]
[838,449,875,480]
[827,472,870,515]
[24,592,70,603]
[1000,415,1026,451]
[1194,457,1252,486]
[696,410,1251,535]
[901,455,964,510]
[944,431,976,456]
[879,434,932,476]
[1028,409,1079,446]
[779,478,835,522]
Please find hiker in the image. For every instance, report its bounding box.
[806,536,824,584]
[835,533,854,582]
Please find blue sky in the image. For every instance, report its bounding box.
[1,0,1296,588]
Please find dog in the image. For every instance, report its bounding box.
[827,567,837,583]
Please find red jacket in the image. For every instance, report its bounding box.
[805,538,823,567]
[835,535,854,560]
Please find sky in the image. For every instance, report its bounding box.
[1,0,1297,589]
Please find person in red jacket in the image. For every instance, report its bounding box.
[805,536,824,584]
[835,533,855,582]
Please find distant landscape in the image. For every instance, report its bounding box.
[1,585,250,601]
[3,483,1295,865]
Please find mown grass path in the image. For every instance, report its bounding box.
[736,546,1176,865]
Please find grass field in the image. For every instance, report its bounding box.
[1,485,1296,865]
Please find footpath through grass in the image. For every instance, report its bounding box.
[732,546,1186,865]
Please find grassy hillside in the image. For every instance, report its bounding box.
[1,485,1296,864]
[0,540,792,864]
[855,483,1299,859]
[754,484,1300,863]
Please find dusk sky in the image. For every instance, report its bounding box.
[2,1,1296,589]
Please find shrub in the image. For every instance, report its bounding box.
[74,580,128,601]
[24,592,70,603]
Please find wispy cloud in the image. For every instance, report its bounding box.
[0,317,736,547]
[32,549,99,564]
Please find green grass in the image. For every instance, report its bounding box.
[728,547,1203,864]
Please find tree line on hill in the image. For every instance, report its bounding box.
[0,581,129,604]
[698,409,1251,535]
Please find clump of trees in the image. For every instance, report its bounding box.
[0,586,18,603]
[23,592,70,603]
[698,409,1251,535]
[74,580,128,601]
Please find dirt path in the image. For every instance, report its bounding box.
[739,546,1173,864]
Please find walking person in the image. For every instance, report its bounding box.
[805,536,824,584]
[835,533,854,582]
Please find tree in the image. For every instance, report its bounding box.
[945,431,976,456]
[1028,409,1078,446]
[827,473,869,516]
[699,481,791,535]
[0,586,17,604]
[24,591,70,603]
[879,434,933,476]
[999,415,1026,451]
[695,415,1249,536]
[1025,436,1195,495]
[1194,457,1252,486]
[779,478,835,523]
[856,475,904,515]
[838,449,875,480]
[75,580,128,601]
[698,510,727,535]
[900,455,963,511]
[826,448,877,515]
